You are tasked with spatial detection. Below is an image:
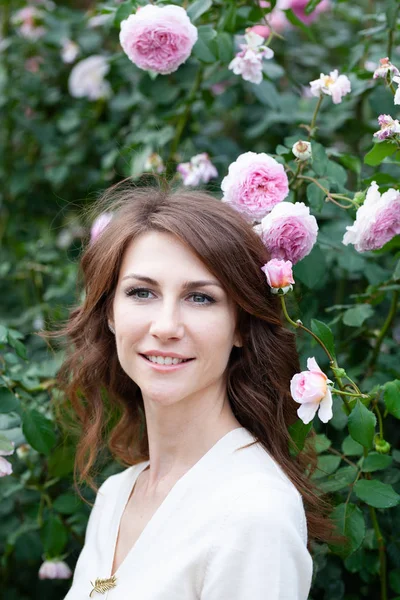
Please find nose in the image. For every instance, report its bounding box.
[149,300,184,341]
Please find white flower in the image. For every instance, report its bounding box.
[229,30,274,85]
[373,57,400,80]
[373,114,400,141]
[177,153,218,186]
[292,140,312,161]
[68,55,111,100]
[310,69,351,104]
[144,153,165,174]
[61,39,79,64]
[393,76,400,105]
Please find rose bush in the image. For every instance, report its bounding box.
[1,0,400,599]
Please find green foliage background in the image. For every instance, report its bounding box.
[1,0,400,598]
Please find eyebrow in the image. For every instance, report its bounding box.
[121,273,223,291]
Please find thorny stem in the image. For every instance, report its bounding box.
[368,290,399,372]
[297,176,355,208]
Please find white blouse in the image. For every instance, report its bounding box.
[64,427,313,599]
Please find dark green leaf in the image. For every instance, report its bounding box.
[220,1,236,32]
[293,245,327,289]
[7,333,27,360]
[53,493,82,514]
[314,433,331,454]
[311,319,336,360]
[318,466,358,493]
[48,445,75,478]
[215,32,233,63]
[394,259,400,281]
[113,1,136,27]
[22,409,56,456]
[364,141,397,166]
[311,455,341,479]
[329,503,365,558]
[41,514,68,556]
[354,479,400,508]
[0,388,20,414]
[342,435,364,456]
[384,380,400,419]
[187,0,213,22]
[192,25,217,63]
[306,182,326,212]
[348,400,376,449]
[288,419,313,455]
[362,452,393,472]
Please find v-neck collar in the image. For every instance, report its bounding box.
[106,426,254,579]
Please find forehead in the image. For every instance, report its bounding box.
[118,231,215,280]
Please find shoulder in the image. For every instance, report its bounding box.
[95,461,147,503]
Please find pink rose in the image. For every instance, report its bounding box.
[39,560,72,580]
[261,259,294,294]
[90,212,113,244]
[119,5,198,75]
[258,201,318,264]
[310,70,351,104]
[287,0,330,25]
[373,57,400,80]
[247,25,270,39]
[221,152,289,220]
[373,114,400,141]
[342,181,400,252]
[290,357,333,424]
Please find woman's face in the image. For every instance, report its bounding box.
[111,231,241,407]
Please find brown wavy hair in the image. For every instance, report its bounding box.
[52,179,343,548]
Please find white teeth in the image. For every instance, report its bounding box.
[145,355,189,365]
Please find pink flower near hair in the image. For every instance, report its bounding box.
[342,181,400,252]
[221,152,289,220]
[258,202,318,264]
[119,4,198,75]
[310,69,351,104]
[261,259,294,294]
[39,560,72,580]
[90,212,113,244]
[177,153,218,186]
[290,357,333,424]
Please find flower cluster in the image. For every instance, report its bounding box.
[229,30,274,85]
[373,114,400,141]
[0,441,14,477]
[221,152,289,220]
[310,69,351,104]
[68,55,111,100]
[290,358,333,424]
[177,153,218,186]
[342,181,400,252]
[120,5,198,75]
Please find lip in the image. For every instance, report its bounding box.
[140,354,195,371]
[141,350,194,359]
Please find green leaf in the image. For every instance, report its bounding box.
[394,259,400,281]
[354,479,400,509]
[342,435,364,456]
[318,466,358,493]
[328,503,365,558]
[187,0,213,22]
[47,445,75,478]
[384,380,400,419]
[314,433,331,454]
[311,142,329,176]
[219,1,236,32]
[250,80,280,109]
[53,493,82,514]
[0,433,14,454]
[288,419,313,455]
[305,0,324,15]
[215,32,233,63]
[348,400,376,449]
[293,245,327,289]
[306,182,326,212]
[0,325,7,343]
[362,452,393,472]
[192,25,217,63]
[342,304,374,327]
[311,455,341,479]
[41,514,68,556]
[7,332,27,360]
[283,8,316,41]
[364,141,398,166]
[0,388,20,414]
[22,409,56,456]
[311,319,336,360]
[113,0,136,27]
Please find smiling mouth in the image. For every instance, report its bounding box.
[140,354,195,366]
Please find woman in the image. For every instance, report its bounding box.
[59,183,337,599]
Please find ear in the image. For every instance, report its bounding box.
[233,333,243,348]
